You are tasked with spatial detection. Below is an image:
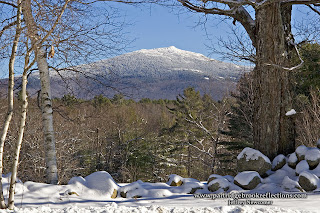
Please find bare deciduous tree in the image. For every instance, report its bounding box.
[170,0,320,158]
[22,0,72,184]
[0,0,22,209]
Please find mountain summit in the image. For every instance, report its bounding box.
[12,47,248,100]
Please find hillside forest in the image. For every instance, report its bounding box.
[1,42,320,184]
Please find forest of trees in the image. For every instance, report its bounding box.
[0,89,235,184]
[1,45,320,183]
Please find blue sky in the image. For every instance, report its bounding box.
[104,3,318,61]
[1,3,229,78]
[0,3,318,78]
[110,3,232,59]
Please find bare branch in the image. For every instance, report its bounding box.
[177,0,256,46]
[307,4,320,15]
[177,0,240,16]
[0,20,19,39]
[282,0,320,5]
[264,43,304,71]
[40,0,71,45]
[0,1,17,8]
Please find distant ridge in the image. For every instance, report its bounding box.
[1,47,249,100]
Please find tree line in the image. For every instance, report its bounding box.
[0,90,234,184]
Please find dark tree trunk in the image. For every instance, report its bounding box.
[253,2,295,159]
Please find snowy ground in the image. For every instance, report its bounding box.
[0,172,318,213]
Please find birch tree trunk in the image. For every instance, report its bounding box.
[7,67,28,210]
[253,2,295,159]
[22,0,58,184]
[37,48,59,184]
[0,0,22,208]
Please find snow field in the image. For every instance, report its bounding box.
[1,143,320,212]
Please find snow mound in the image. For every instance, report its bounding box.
[296,160,309,175]
[119,180,173,198]
[169,178,204,194]
[281,176,303,192]
[67,171,119,198]
[237,147,271,163]
[263,169,288,184]
[119,180,146,198]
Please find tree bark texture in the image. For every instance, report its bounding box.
[253,2,295,159]
[22,0,58,184]
[8,72,28,210]
[0,0,22,208]
[37,48,59,184]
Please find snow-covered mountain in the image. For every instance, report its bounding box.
[4,46,249,100]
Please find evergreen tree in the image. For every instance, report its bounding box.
[223,73,254,150]
[293,43,320,97]
[92,94,112,108]
[166,88,233,178]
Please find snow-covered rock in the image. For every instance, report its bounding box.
[288,152,298,168]
[295,145,309,161]
[298,171,319,192]
[166,175,203,193]
[272,154,286,171]
[119,181,175,198]
[281,176,303,192]
[167,174,183,186]
[295,160,309,175]
[177,181,204,194]
[207,174,223,183]
[67,176,87,196]
[119,180,145,198]
[305,148,320,169]
[84,171,119,198]
[234,171,262,190]
[208,178,230,192]
[237,147,271,176]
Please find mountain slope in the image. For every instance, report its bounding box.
[3,46,248,100]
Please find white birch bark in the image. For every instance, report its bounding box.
[37,48,58,184]
[0,0,22,208]
[8,64,28,210]
[22,0,71,184]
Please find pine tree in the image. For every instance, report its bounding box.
[223,73,254,150]
[293,43,320,97]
